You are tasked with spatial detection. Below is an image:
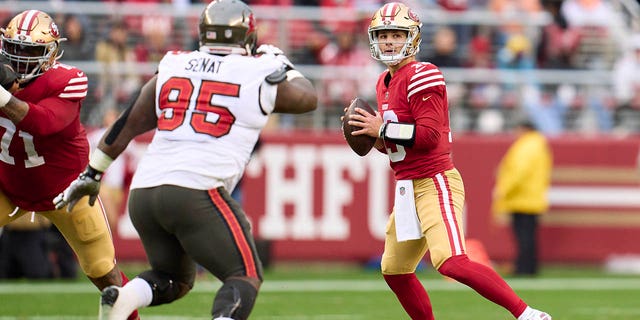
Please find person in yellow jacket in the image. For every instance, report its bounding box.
[493,120,552,276]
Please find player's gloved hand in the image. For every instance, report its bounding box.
[0,55,18,90]
[256,44,294,69]
[53,166,103,212]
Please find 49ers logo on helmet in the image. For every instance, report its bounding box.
[50,21,60,38]
[407,9,420,23]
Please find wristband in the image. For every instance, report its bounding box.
[381,122,416,147]
[0,85,11,107]
[85,165,104,181]
[385,122,415,140]
[286,69,304,82]
[89,149,114,173]
[378,122,387,138]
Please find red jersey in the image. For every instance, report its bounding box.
[375,61,454,180]
[0,62,89,211]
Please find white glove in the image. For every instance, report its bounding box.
[256,44,294,69]
[53,166,102,212]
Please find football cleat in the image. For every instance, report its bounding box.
[522,308,552,320]
[99,286,120,320]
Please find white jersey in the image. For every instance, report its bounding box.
[130,50,285,192]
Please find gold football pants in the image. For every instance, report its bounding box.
[0,191,116,278]
[382,168,466,274]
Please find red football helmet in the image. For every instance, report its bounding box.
[1,10,66,82]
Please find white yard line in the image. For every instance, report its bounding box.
[1,277,640,294]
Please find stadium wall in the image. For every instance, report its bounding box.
[112,131,640,264]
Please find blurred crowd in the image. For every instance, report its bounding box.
[2,0,639,135]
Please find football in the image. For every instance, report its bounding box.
[342,97,377,156]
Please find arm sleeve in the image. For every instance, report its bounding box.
[408,88,447,151]
[17,96,79,136]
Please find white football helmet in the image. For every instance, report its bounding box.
[1,10,66,82]
[368,2,422,66]
[199,0,257,55]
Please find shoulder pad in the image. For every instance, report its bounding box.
[265,67,287,85]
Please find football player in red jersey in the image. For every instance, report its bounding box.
[0,10,139,320]
[345,3,552,320]
[53,0,317,319]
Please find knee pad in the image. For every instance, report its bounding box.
[212,278,258,320]
[138,270,193,306]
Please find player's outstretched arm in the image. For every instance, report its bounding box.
[273,76,317,114]
[98,76,158,158]
[53,76,158,211]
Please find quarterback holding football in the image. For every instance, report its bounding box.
[344,2,552,320]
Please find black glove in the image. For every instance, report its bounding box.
[0,55,17,90]
[53,166,103,212]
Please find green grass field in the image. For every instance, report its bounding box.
[0,262,638,319]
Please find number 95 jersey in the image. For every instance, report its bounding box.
[129,50,285,193]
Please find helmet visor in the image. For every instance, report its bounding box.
[1,37,54,79]
[2,39,48,57]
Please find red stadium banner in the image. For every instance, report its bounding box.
[112,131,640,264]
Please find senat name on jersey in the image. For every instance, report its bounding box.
[185,56,224,74]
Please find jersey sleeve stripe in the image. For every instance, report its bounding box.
[59,92,88,98]
[65,84,88,91]
[407,81,446,100]
[68,76,88,84]
[410,69,439,81]
[408,74,445,91]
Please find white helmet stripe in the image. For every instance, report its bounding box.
[382,3,398,23]
[18,10,39,36]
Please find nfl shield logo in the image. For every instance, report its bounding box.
[399,187,405,196]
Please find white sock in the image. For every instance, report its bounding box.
[111,278,153,318]
[517,306,533,320]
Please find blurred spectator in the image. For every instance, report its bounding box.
[59,14,94,61]
[560,0,616,28]
[613,35,640,110]
[521,84,570,135]
[422,26,462,67]
[488,0,542,15]
[497,23,535,70]
[465,25,495,68]
[0,214,53,279]
[536,0,581,69]
[133,19,182,81]
[573,85,615,133]
[317,25,381,127]
[612,34,640,130]
[94,20,140,118]
[436,0,473,56]
[560,0,618,70]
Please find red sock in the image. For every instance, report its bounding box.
[383,273,434,320]
[437,255,527,317]
[120,271,140,320]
